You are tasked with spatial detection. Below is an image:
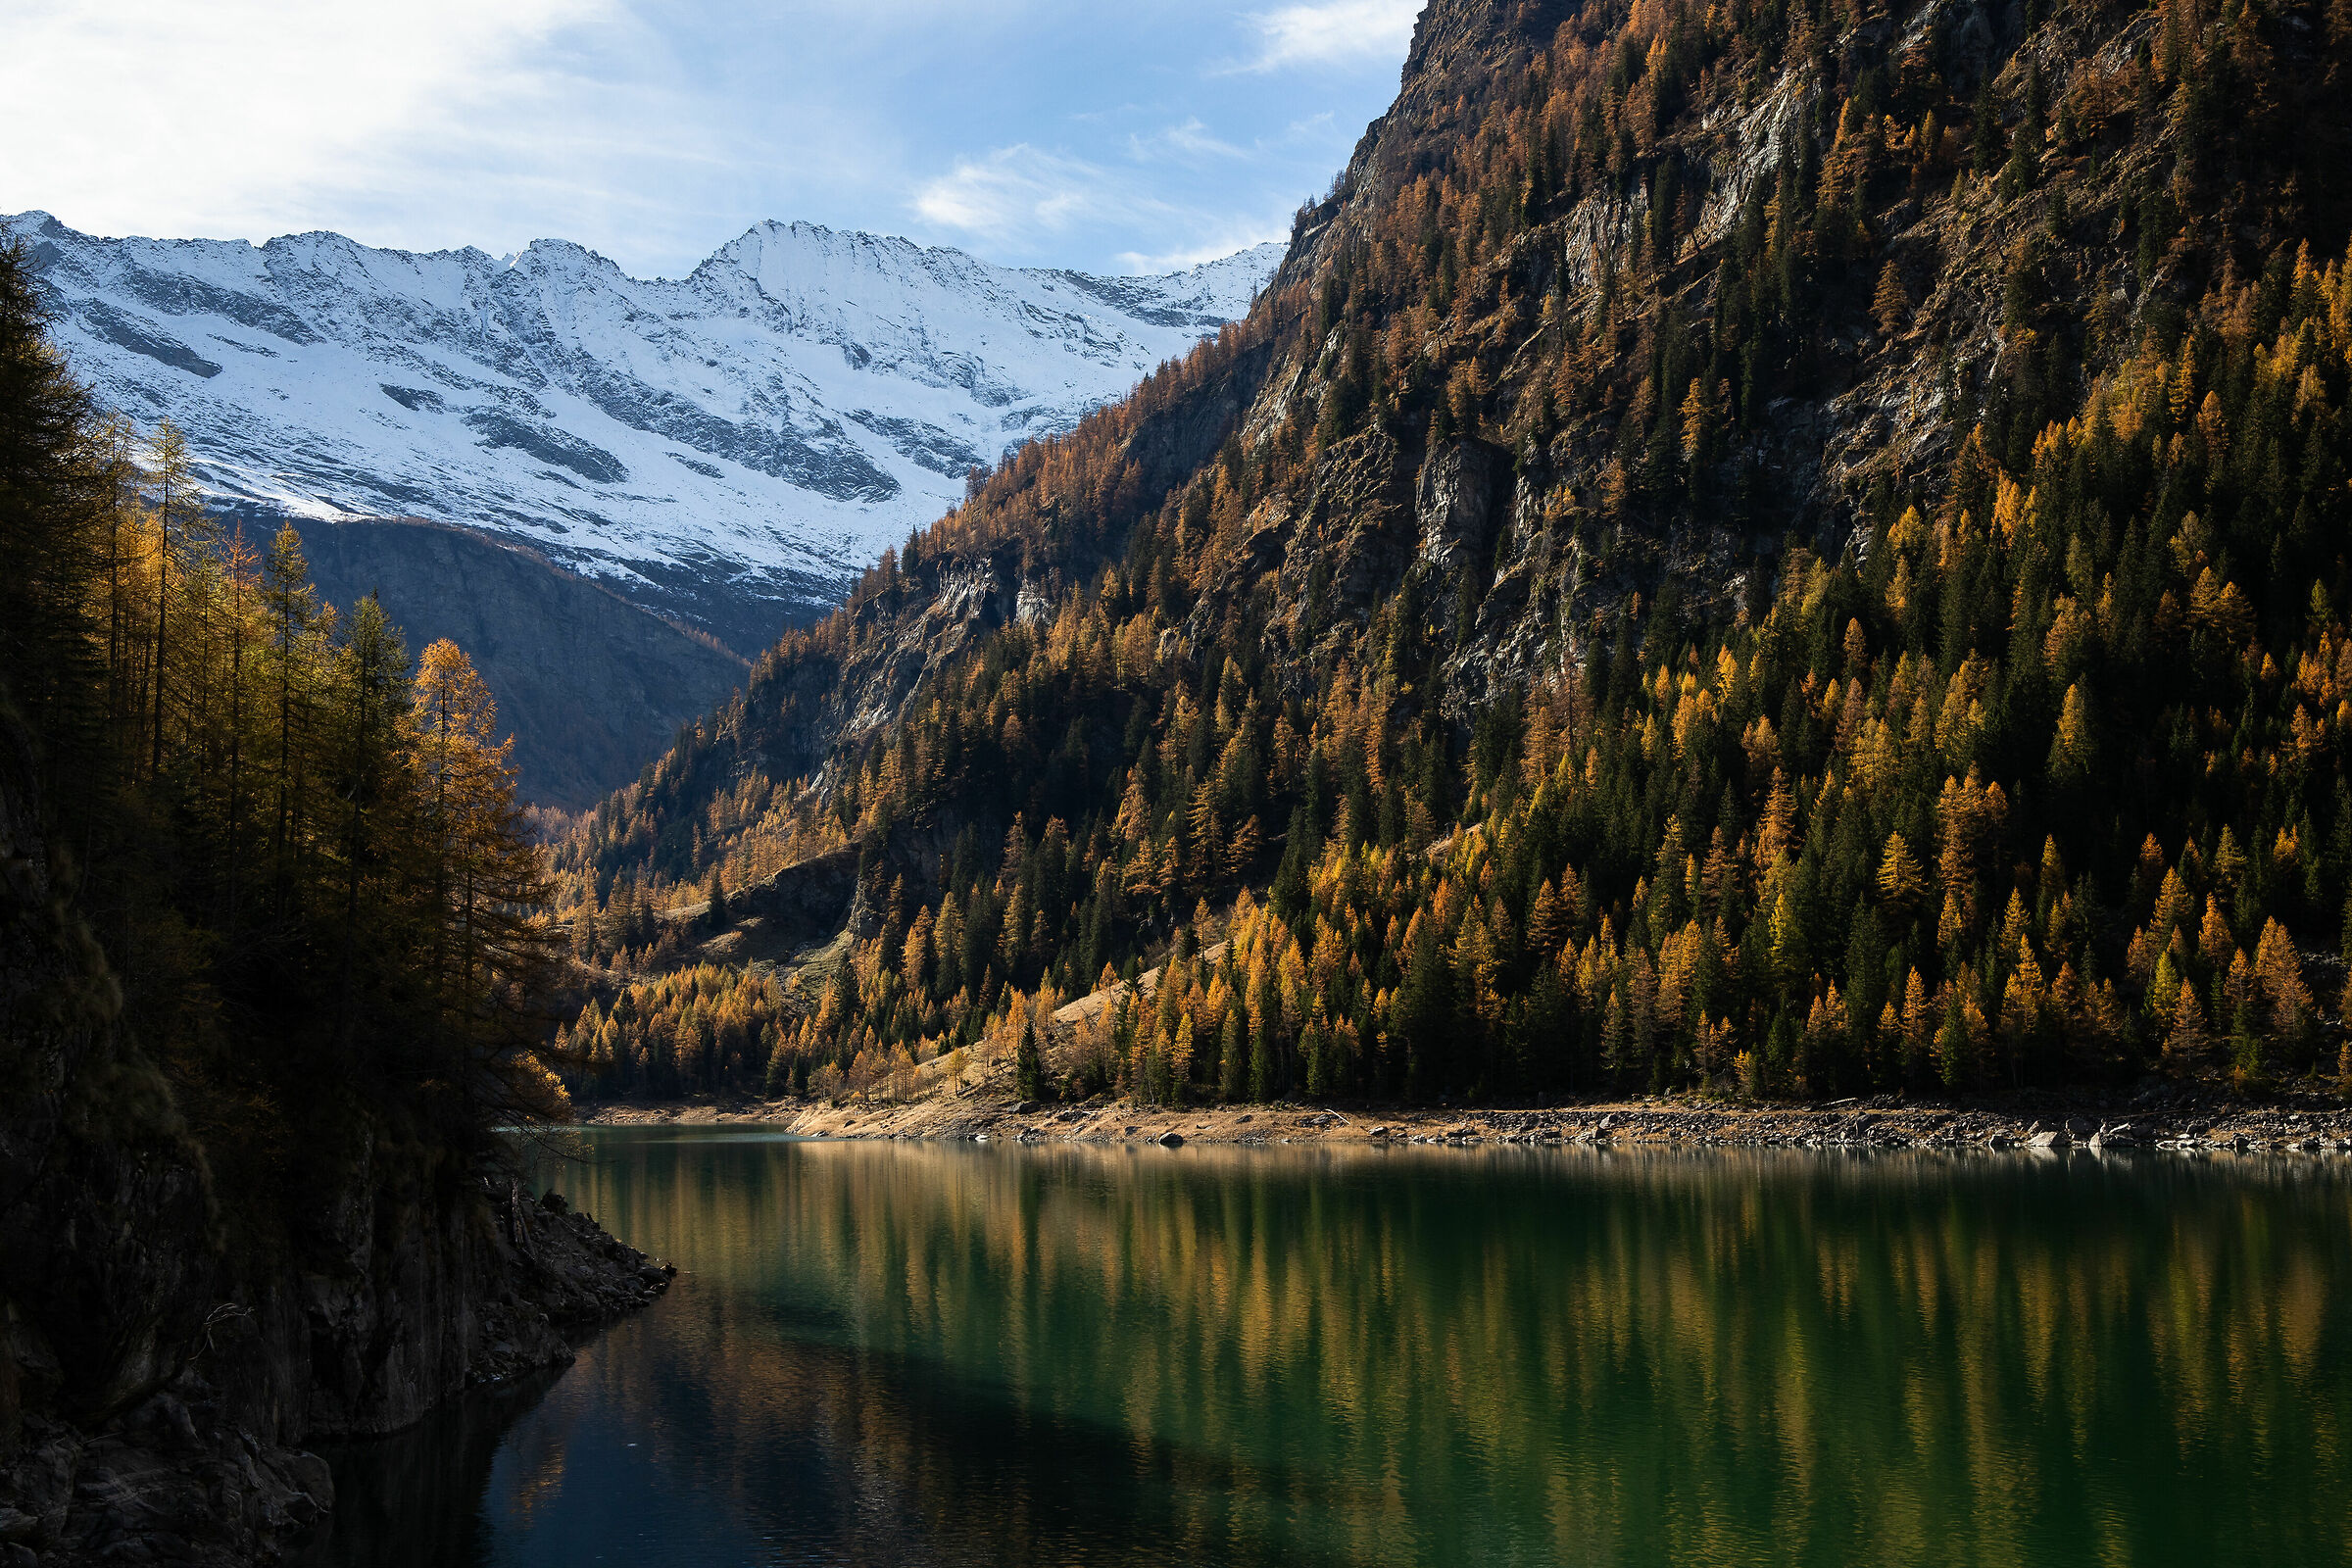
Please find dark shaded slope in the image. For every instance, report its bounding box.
[294,518,748,810]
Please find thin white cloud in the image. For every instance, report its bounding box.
[1236,0,1420,74]
[1127,119,1251,164]
[0,0,605,239]
[0,0,901,276]
[912,141,1288,275]
[912,144,1173,251]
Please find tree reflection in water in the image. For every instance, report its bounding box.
[317,1136,2352,1567]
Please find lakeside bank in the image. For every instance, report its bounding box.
[581,1086,2352,1154]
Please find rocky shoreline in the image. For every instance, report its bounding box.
[581,1084,2352,1156]
[0,1185,672,1568]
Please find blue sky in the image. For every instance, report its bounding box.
[0,0,1419,277]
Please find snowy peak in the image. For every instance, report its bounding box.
[5,210,1281,652]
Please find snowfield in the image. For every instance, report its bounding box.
[6,212,1280,645]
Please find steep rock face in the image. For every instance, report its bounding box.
[1162,0,2346,728]
[0,720,670,1565]
[1414,439,1505,580]
[290,519,747,808]
[1219,0,1770,706]
[4,213,1281,648]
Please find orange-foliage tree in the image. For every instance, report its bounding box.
[1,240,569,1195]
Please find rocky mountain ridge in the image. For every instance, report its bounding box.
[4,213,1280,654]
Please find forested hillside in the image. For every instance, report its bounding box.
[2,223,578,1392]
[553,0,2352,1106]
[1,228,687,1561]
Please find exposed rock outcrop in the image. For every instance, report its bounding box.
[0,713,672,1566]
[0,1185,670,1568]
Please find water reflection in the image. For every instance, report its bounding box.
[322,1137,2352,1566]
[303,1368,563,1568]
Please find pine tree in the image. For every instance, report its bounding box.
[2002,66,2044,194]
[1970,82,2003,173]
[2165,977,2211,1060]
[1753,768,1797,873]
[1935,996,1970,1087]
[1015,1017,1044,1102]
[1218,1004,1247,1100]
[148,418,198,781]
[1876,833,1927,913]
[326,594,413,1046]
[1873,262,1910,337]
[0,252,107,770]
[2253,920,2315,1049]
[1527,879,1566,955]
[261,524,318,908]
[1250,1008,1274,1102]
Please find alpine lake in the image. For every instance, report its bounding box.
[303,1126,2352,1566]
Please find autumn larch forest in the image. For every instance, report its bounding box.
[11,0,2352,1126]
[1,244,571,1211]
[523,0,2352,1113]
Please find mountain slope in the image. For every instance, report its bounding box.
[557,0,2352,1106]
[293,519,748,809]
[3,213,1280,653]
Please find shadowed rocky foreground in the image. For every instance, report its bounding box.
[0,1186,670,1568]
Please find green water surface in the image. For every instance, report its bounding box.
[314,1131,2352,1566]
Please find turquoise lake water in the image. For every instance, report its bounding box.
[310,1129,2352,1566]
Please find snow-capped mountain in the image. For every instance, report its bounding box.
[4,212,1281,651]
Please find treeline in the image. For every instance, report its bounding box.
[0,243,567,1207]
[557,964,795,1099]
[559,0,2352,1104]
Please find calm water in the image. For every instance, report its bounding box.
[310,1131,2352,1566]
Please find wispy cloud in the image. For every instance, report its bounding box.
[1128,119,1251,164]
[1114,208,1293,274]
[0,0,917,276]
[0,0,609,239]
[910,141,1291,275]
[1234,0,1420,74]
[912,144,1174,251]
